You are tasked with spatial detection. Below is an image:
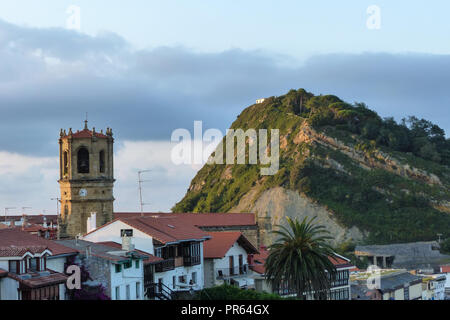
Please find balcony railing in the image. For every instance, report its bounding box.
[183,255,201,267]
[155,258,175,273]
[216,265,248,279]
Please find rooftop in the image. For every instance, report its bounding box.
[250,246,353,275]
[203,232,258,259]
[97,241,163,265]
[7,269,68,289]
[441,265,450,273]
[0,229,77,257]
[352,270,423,293]
[56,239,146,263]
[86,215,211,245]
[114,212,256,228]
[60,121,112,139]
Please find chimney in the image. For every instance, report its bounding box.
[121,232,134,252]
[21,214,27,231]
[86,212,97,233]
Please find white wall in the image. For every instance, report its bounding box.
[0,277,19,300]
[210,242,254,288]
[84,221,207,293]
[0,254,70,300]
[47,255,72,300]
[445,273,450,289]
[83,220,154,254]
[110,260,144,300]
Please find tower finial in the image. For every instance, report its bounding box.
[84,112,88,130]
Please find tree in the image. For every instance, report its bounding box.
[265,217,337,300]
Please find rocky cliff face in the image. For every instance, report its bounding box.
[173,89,450,246]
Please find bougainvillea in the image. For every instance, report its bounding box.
[65,256,111,300]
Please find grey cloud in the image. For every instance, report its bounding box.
[0,20,449,158]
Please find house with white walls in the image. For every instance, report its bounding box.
[56,238,147,300]
[440,265,450,298]
[0,228,77,300]
[203,232,258,289]
[82,215,210,299]
[420,274,446,300]
[251,246,355,300]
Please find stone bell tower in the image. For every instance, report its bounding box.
[58,120,115,238]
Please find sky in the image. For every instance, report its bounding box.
[0,1,450,215]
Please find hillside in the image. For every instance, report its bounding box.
[172,89,450,246]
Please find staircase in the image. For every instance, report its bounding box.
[146,283,174,300]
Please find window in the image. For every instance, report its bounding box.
[173,276,176,289]
[124,261,132,269]
[404,287,410,300]
[135,260,140,269]
[115,286,120,300]
[120,229,133,237]
[126,285,130,300]
[115,264,122,273]
[28,258,39,272]
[178,275,186,284]
[63,151,68,176]
[99,150,105,173]
[191,272,197,284]
[136,282,141,299]
[77,147,90,173]
[8,260,20,274]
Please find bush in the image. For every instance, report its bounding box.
[440,238,450,254]
[193,284,284,300]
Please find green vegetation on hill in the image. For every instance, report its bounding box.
[173,89,450,245]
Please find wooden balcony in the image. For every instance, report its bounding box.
[183,255,201,267]
[155,258,175,272]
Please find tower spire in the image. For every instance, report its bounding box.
[84,112,88,130]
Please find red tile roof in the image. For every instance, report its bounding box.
[114,212,256,228]
[328,254,353,268]
[441,265,450,273]
[0,244,49,257]
[0,268,9,277]
[97,241,163,264]
[3,215,58,225]
[65,128,108,139]
[249,246,353,275]
[13,223,47,233]
[122,216,211,244]
[7,269,68,288]
[85,216,211,244]
[0,229,78,257]
[203,232,258,259]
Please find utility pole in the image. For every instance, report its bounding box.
[4,207,16,223]
[51,197,61,216]
[138,170,151,217]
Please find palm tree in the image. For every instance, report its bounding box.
[265,216,337,300]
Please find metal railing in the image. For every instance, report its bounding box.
[145,282,174,300]
[183,255,201,267]
[216,265,248,279]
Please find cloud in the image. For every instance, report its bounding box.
[1,19,450,212]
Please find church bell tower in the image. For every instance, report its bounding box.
[58,120,115,238]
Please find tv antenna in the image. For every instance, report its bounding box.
[4,207,16,222]
[138,170,152,217]
[51,197,61,216]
